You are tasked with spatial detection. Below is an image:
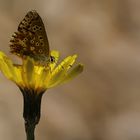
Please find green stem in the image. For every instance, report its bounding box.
[19,87,44,140]
[25,121,35,140]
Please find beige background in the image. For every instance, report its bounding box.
[0,0,140,140]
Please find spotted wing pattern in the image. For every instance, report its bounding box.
[10,10,50,64]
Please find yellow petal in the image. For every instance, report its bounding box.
[47,55,77,88]
[59,63,84,84]
[0,51,17,82]
[14,64,24,86]
[60,55,77,71]
[33,66,45,89]
[38,67,51,89]
[22,57,34,88]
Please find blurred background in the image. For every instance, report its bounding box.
[0,0,140,140]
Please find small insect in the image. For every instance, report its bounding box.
[10,10,55,65]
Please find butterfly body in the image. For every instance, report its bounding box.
[10,10,51,65]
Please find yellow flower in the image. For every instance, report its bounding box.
[0,50,83,94]
[0,49,83,127]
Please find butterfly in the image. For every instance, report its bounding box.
[10,10,54,65]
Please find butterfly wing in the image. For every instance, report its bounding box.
[10,10,50,63]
